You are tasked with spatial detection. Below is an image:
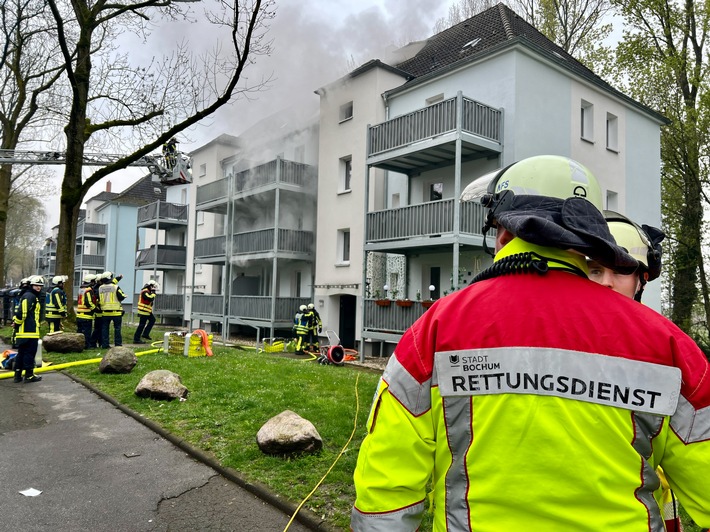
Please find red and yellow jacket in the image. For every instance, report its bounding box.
[137,287,155,316]
[352,241,710,532]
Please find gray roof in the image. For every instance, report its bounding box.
[112,174,166,206]
[391,3,667,123]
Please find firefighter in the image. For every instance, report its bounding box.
[88,276,103,349]
[293,304,309,355]
[76,274,97,349]
[98,271,126,348]
[307,303,322,353]
[587,212,683,532]
[351,155,710,531]
[12,275,44,383]
[10,278,30,348]
[134,280,158,344]
[162,137,178,169]
[45,275,68,333]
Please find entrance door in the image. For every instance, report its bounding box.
[338,295,356,349]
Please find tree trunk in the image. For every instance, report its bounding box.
[0,164,10,285]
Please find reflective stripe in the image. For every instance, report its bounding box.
[351,500,425,531]
[99,284,121,312]
[384,354,431,416]
[435,347,681,416]
[671,395,710,443]
[631,412,664,531]
[442,396,472,530]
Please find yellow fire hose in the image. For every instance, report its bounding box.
[0,344,162,379]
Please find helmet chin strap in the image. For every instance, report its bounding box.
[633,271,649,302]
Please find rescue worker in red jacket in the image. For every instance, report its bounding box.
[351,155,710,531]
[76,273,97,349]
[587,212,683,532]
[134,280,158,344]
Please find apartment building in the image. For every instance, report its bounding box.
[315,4,666,356]
[188,108,320,340]
[76,175,167,312]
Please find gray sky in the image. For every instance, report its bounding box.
[48,0,450,231]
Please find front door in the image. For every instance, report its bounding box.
[338,295,356,349]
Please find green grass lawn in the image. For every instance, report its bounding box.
[3,324,705,531]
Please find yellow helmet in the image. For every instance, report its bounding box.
[604,211,663,281]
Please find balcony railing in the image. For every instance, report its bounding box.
[234,159,314,192]
[135,293,183,314]
[74,254,105,268]
[368,96,502,157]
[366,199,487,242]
[135,245,187,268]
[196,178,228,205]
[137,201,188,224]
[196,159,315,206]
[76,221,107,239]
[229,296,310,321]
[363,299,430,334]
[232,229,314,255]
[190,294,309,322]
[194,236,226,259]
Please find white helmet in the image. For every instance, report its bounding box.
[299,305,307,312]
[83,273,96,283]
[29,275,45,286]
[307,303,314,309]
[101,271,113,280]
[148,280,160,290]
[52,275,68,284]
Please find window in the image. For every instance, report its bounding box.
[181,188,187,204]
[392,193,400,209]
[581,100,594,141]
[606,113,619,152]
[430,182,443,201]
[195,263,202,274]
[338,229,350,264]
[339,101,353,122]
[606,191,619,211]
[199,163,207,177]
[295,271,301,297]
[197,211,205,225]
[340,156,352,192]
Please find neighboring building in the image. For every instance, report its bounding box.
[76,175,167,313]
[35,229,58,278]
[315,3,667,355]
[187,106,319,340]
[135,183,189,325]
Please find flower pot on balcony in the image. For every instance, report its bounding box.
[421,300,434,309]
[396,299,414,308]
[375,299,391,307]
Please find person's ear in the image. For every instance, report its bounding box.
[495,226,514,253]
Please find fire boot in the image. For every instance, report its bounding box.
[13,370,23,383]
[24,369,42,383]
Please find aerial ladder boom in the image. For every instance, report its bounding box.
[0,148,192,186]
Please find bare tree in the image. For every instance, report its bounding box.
[4,182,49,283]
[44,0,275,307]
[433,0,500,33]
[0,0,65,289]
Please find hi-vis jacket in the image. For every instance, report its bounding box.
[45,286,67,318]
[352,255,710,531]
[137,288,155,316]
[98,282,126,316]
[76,283,96,320]
[13,290,41,339]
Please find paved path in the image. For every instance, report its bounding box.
[0,372,316,532]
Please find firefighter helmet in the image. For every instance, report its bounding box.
[299,305,307,312]
[83,273,96,283]
[101,271,113,280]
[307,303,315,309]
[604,211,664,282]
[29,275,45,286]
[52,275,68,285]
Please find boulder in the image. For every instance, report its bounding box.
[42,332,85,353]
[256,410,322,456]
[99,346,137,374]
[135,370,188,401]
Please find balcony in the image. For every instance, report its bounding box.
[233,228,314,257]
[363,299,431,340]
[75,253,105,269]
[190,294,309,327]
[135,293,184,316]
[365,199,488,252]
[194,236,226,262]
[76,221,107,240]
[137,201,188,228]
[196,158,316,210]
[135,244,187,269]
[367,95,502,173]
